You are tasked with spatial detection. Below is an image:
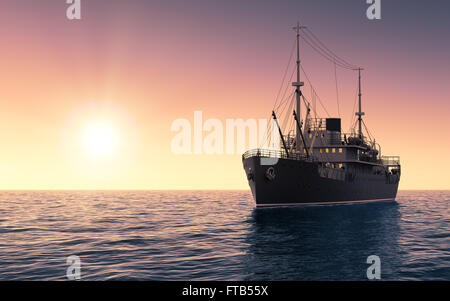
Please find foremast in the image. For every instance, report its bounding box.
[292,22,306,152]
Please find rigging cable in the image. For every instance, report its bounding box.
[334,60,341,117]
[263,27,363,149]
[299,31,356,70]
[300,64,331,117]
[261,89,294,149]
[362,119,375,144]
[282,93,296,132]
[349,82,359,132]
[299,27,365,134]
[278,92,294,128]
[260,64,295,149]
[302,94,322,127]
[260,39,296,149]
[263,91,294,148]
[273,39,296,110]
[302,28,358,70]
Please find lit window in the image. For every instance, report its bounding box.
[339,164,343,168]
[321,133,325,138]
[332,148,336,153]
[326,148,329,153]
[339,148,343,153]
[320,148,323,153]
[309,133,312,139]
[304,148,307,154]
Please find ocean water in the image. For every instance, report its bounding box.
[0,190,448,281]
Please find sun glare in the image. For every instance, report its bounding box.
[82,121,119,159]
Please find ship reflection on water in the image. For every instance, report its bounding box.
[244,202,402,280]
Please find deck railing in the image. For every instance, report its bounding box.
[243,149,400,166]
[242,148,310,162]
[381,156,401,166]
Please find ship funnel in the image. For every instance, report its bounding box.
[326,118,341,132]
[326,118,341,145]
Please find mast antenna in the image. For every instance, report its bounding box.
[292,21,307,152]
[355,68,365,140]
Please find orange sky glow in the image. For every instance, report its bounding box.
[0,0,449,190]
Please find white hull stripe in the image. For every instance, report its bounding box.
[256,198,395,208]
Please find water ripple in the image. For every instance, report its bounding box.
[0,190,448,280]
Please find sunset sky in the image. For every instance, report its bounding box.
[0,0,449,190]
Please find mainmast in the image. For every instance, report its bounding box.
[292,21,306,151]
[356,68,365,140]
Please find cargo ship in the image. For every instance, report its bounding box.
[242,22,401,208]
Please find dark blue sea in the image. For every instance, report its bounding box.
[0,190,448,280]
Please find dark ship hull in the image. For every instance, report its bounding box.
[243,156,399,208]
[241,23,401,207]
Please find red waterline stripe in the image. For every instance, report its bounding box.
[256,198,395,208]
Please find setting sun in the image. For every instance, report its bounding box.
[82,121,119,159]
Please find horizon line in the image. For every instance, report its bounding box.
[0,189,449,192]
